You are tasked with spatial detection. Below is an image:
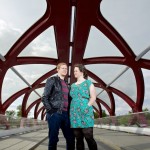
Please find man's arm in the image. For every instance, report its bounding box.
[41,77,54,112]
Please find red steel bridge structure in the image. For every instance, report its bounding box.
[0,0,150,120]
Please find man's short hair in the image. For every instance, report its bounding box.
[57,62,67,69]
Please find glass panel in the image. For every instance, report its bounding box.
[96,112,150,128]
[14,64,55,85]
[43,115,46,121]
[84,26,123,58]
[37,111,42,120]
[0,20,21,56]
[111,68,137,102]
[113,93,132,116]
[95,87,102,96]
[41,73,57,84]
[35,88,44,97]
[142,69,150,111]
[2,69,27,103]
[37,103,44,112]
[6,95,24,112]
[86,64,127,85]
[101,0,150,55]
[88,77,97,83]
[28,105,35,119]
[97,90,111,107]
[26,91,40,109]
[0,0,46,55]
[92,101,99,110]
[101,105,109,116]
[94,87,101,110]
[19,27,57,58]
[42,79,47,84]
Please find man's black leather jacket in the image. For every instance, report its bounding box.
[42,75,71,114]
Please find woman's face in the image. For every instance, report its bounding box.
[74,67,83,78]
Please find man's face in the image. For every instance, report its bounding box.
[57,65,68,76]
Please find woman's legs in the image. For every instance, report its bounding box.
[82,127,97,150]
[73,128,85,150]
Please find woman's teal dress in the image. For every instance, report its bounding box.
[70,80,94,128]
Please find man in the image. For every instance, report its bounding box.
[42,62,75,150]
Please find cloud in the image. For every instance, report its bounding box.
[18,28,58,58]
[0,0,150,118]
[114,95,131,115]
[101,0,150,55]
[0,19,21,55]
[142,69,150,111]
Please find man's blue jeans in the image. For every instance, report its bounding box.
[47,111,75,150]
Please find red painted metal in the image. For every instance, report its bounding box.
[0,0,149,120]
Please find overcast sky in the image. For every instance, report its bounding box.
[0,0,150,118]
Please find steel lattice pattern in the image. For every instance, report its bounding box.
[0,0,150,119]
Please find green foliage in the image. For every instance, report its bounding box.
[128,110,132,114]
[129,108,149,114]
[94,111,99,119]
[117,116,129,126]
[5,110,16,120]
[102,110,107,117]
[143,108,149,112]
[17,105,22,117]
[94,110,108,119]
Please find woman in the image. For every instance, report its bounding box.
[70,64,97,150]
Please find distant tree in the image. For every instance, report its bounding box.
[93,110,108,118]
[5,110,15,120]
[17,105,22,117]
[102,110,107,117]
[143,108,149,112]
[128,108,149,114]
[94,111,99,119]
[128,110,132,114]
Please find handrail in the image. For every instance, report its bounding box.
[94,111,150,135]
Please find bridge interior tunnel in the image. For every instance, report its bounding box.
[0,0,150,120]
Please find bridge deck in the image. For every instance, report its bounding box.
[0,128,150,150]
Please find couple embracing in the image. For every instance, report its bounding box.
[42,62,97,150]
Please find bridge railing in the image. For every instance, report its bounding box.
[0,114,48,137]
[94,111,150,135]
